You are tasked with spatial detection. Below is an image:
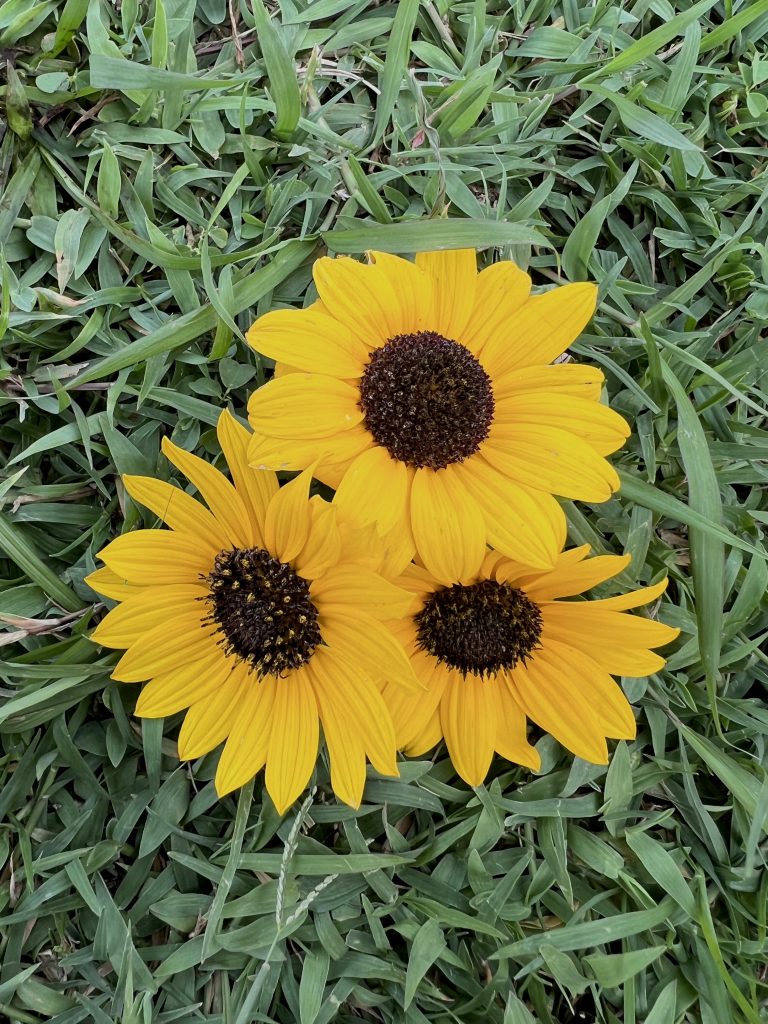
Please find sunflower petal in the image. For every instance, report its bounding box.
[403,707,442,757]
[414,248,477,340]
[310,646,398,777]
[458,457,562,569]
[217,410,278,545]
[215,676,277,795]
[313,255,400,346]
[321,608,421,692]
[133,649,232,717]
[493,363,605,402]
[312,666,368,809]
[98,531,212,585]
[523,554,632,601]
[483,425,620,502]
[85,566,143,601]
[112,615,219,682]
[333,445,409,534]
[177,664,252,760]
[366,251,434,337]
[384,652,448,750]
[496,393,630,457]
[542,604,680,650]
[588,577,670,611]
[161,438,253,548]
[494,683,541,770]
[311,567,415,618]
[265,670,319,814]
[463,260,531,355]
[536,639,637,739]
[123,475,224,545]
[507,659,609,764]
[482,282,597,376]
[440,671,495,786]
[91,584,207,648]
[248,374,363,440]
[246,306,368,376]
[247,427,372,477]
[293,497,342,579]
[410,466,487,584]
[262,466,313,563]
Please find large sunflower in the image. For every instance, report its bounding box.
[86,411,420,813]
[246,249,630,584]
[380,546,679,786]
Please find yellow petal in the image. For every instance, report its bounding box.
[91,584,207,648]
[309,646,398,778]
[523,554,631,601]
[311,567,415,619]
[403,707,442,757]
[588,577,669,611]
[414,248,477,340]
[265,670,319,814]
[262,466,312,563]
[247,428,372,480]
[85,566,143,602]
[366,251,434,337]
[177,663,252,760]
[376,512,418,578]
[483,425,620,502]
[494,682,541,771]
[535,639,637,739]
[133,649,232,717]
[506,660,609,764]
[246,306,368,376]
[463,260,531,355]
[410,466,487,584]
[98,531,212,585]
[384,651,448,750]
[496,394,630,457]
[320,608,421,692]
[440,671,495,786]
[161,438,253,548]
[112,614,219,682]
[293,497,342,580]
[217,410,278,545]
[457,457,563,570]
[333,445,409,534]
[214,675,277,795]
[313,671,368,809]
[492,363,605,402]
[542,604,681,650]
[313,255,400,347]
[123,475,225,545]
[541,612,677,678]
[248,374,363,439]
[482,283,597,376]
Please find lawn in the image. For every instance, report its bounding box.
[1,0,768,1021]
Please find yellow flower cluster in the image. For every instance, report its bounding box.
[88,249,679,813]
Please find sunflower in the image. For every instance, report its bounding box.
[380,546,679,786]
[246,249,630,584]
[86,411,421,813]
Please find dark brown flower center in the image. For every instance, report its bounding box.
[203,548,321,678]
[415,580,542,677]
[358,332,495,470]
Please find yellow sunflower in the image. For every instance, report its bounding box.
[86,411,420,813]
[245,249,630,584]
[380,546,680,786]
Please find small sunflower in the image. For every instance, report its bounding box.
[86,411,420,813]
[381,546,680,786]
[246,249,630,584]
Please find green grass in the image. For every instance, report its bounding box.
[2,0,768,1020]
